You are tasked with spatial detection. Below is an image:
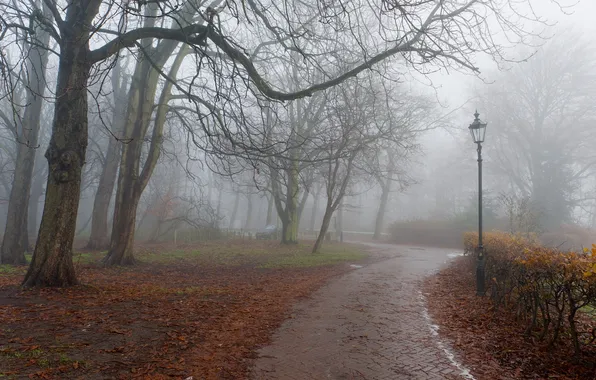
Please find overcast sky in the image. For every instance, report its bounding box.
[418,0,596,155]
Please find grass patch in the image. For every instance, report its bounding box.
[260,244,366,268]
[72,252,100,265]
[0,239,363,379]
[141,249,204,263]
[135,240,367,268]
[581,304,596,318]
[0,265,22,275]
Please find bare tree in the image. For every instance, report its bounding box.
[312,77,412,252]
[0,0,563,285]
[0,2,51,265]
[372,151,398,240]
[87,57,130,250]
[480,32,596,230]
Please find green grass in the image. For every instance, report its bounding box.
[72,252,100,264]
[0,252,98,276]
[260,246,366,268]
[0,265,21,275]
[1,242,367,273]
[141,249,204,263]
[137,241,367,268]
[581,304,596,318]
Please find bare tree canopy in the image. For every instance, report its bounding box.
[0,0,571,286]
[480,31,596,229]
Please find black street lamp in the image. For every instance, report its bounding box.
[469,111,487,296]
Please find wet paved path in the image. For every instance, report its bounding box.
[251,243,472,380]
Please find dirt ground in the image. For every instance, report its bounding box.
[0,240,368,379]
[424,256,596,380]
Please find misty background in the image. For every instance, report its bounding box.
[1,0,595,260]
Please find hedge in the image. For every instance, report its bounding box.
[463,231,596,357]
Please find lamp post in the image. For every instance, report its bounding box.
[469,111,487,296]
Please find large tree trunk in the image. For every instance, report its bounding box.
[103,118,150,265]
[103,190,139,266]
[373,182,391,240]
[281,161,299,244]
[245,193,253,230]
[265,194,274,225]
[23,2,101,286]
[1,7,51,265]
[310,186,321,232]
[87,60,128,250]
[229,191,240,229]
[216,187,223,224]
[86,138,121,250]
[373,155,395,240]
[297,186,310,231]
[103,41,187,266]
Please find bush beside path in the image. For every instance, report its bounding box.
[424,232,596,380]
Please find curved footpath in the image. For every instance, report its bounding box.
[251,243,474,380]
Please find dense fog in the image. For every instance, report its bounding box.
[0,0,595,278]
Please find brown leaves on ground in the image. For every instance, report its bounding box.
[424,257,596,380]
[0,240,363,379]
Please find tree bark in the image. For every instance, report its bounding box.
[86,136,121,250]
[281,161,299,244]
[1,5,51,265]
[87,60,128,250]
[297,186,310,231]
[245,193,253,230]
[310,186,321,232]
[103,41,187,266]
[312,203,334,253]
[103,192,139,266]
[266,194,274,225]
[373,181,391,240]
[23,1,102,286]
[230,191,240,229]
[373,155,395,240]
[28,160,46,244]
[216,187,223,224]
[312,152,357,253]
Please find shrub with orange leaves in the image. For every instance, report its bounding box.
[464,232,596,357]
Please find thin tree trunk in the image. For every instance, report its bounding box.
[28,163,45,245]
[1,6,50,265]
[312,203,334,253]
[245,193,253,230]
[216,188,223,225]
[297,187,310,231]
[266,194,274,225]
[338,199,344,241]
[282,161,299,244]
[373,181,391,240]
[23,2,102,286]
[207,171,213,204]
[373,155,395,240]
[104,194,139,266]
[148,218,163,242]
[103,37,187,266]
[312,154,356,253]
[87,138,121,250]
[230,191,240,229]
[310,187,321,232]
[87,60,128,250]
